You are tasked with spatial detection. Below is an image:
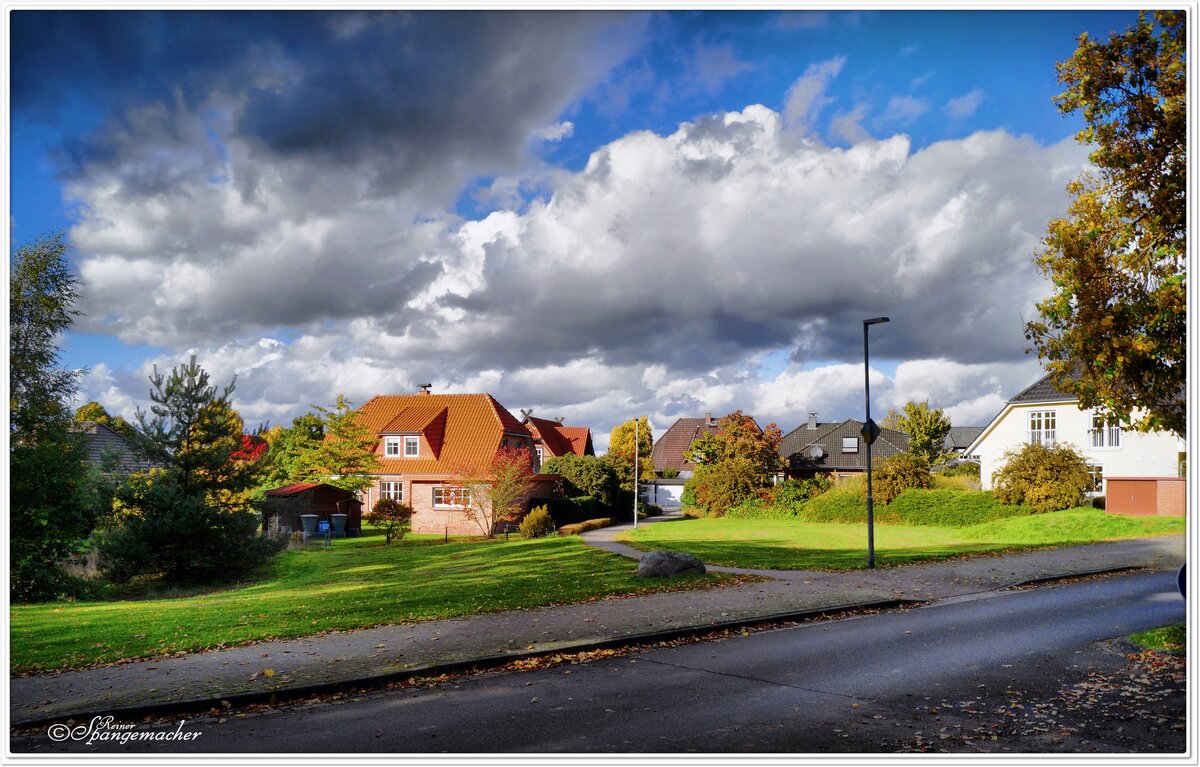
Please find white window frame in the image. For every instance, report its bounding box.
[535,445,544,464]
[379,480,404,502]
[384,437,402,457]
[1086,464,1104,495]
[433,486,471,508]
[841,437,859,454]
[1027,410,1057,445]
[1088,413,1122,449]
[403,435,420,457]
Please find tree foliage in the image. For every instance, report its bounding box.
[540,453,620,510]
[881,401,953,466]
[607,417,654,481]
[867,453,935,505]
[257,397,378,493]
[450,446,535,537]
[9,234,100,601]
[992,442,1092,514]
[683,411,783,474]
[1026,11,1185,435]
[74,400,138,439]
[518,504,555,539]
[682,457,767,518]
[99,357,281,585]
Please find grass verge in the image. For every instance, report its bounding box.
[10,534,739,673]
[617,508,1183,571]
[1129,623,1186,653]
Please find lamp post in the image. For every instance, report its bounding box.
[633,418,639,529]
[863,316,890,569]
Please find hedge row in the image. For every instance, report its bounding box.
[726,488,1036,527]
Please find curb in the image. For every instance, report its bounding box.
[1002,565,1145,590]
[10,597,922,730]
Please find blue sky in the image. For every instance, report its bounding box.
[8,8,1141,447]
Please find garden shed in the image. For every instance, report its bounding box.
[262,483,363,537]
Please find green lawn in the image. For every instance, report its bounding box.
[618,509,1184,571]
[1129,623,1186,653]
[10,534,735,673]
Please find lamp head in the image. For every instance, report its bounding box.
[863,316,890,326]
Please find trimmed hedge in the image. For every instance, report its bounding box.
[558,518,614,535]
[726,499,803,520]
[543,496,600,527]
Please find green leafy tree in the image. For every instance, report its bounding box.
[992,442,1091,514]
[882,401,953,466]
[540,453,620,510]
[1026,11,1185,436]
[682,457,766,518]
[680,412,783,517]
[370,498,413,544]
[9,234,99,601]
[273,396,379,493]
[258,412,326,489]
[99,357,281,585]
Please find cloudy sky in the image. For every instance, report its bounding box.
[9,8,1137,451]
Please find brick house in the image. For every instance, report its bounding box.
[779,413,910,481]
[355,390,555,535]
[519,413,595,467]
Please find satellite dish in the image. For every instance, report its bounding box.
[809,446,825,459]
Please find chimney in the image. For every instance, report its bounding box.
[705,411,715,427]
[807,412,819,430]
[418,383,432,396]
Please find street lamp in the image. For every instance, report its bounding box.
[863,316,890,569]
[632,418,640,529]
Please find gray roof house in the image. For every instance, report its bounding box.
[779,414,909,479]
[943,426,985,456]
[73,421,159,474]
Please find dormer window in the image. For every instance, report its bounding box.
[385,437,402,457]
[384,435,421,457]
[841,437,859,454]
[404,435,420,457]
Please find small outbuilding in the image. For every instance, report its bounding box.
[1105,477,1186,518]
[262,483,363,537]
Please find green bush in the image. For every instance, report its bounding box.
[992,442,1091,513]
[867,453,934,505]
[938,461,981,478]
[541,454,620,509]
[799,486,888,524]
[558,518,614,535]
[726,498,803,520]
[888,489,1035,527]
[772,476,832,505]
[518,504,556,539]
[1091,495,1106,510]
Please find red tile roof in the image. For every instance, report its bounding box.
[357,393,532,474]
[651,415,761,473]
[265,482,322,496]
[523,416,595,458]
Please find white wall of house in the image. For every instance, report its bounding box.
[972,400,1184,493]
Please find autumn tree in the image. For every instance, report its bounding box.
[371,498,414,544]
[1026,11,1185,435]
[74,400,138,439]
[450,446,535,537]
[680,411,783,517]
[881,401,953,466]
[605,416,654,481]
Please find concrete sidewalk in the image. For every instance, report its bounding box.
[9,521,1185,728]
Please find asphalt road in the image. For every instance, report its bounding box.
[14,570,1185,754]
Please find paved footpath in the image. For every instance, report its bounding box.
[9,514,1185,728]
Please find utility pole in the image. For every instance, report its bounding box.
[863,316,889,569]
[633,418,639,529]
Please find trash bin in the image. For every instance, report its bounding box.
[330,514,348,538]
[299,514,318,537]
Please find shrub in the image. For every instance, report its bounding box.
[540,454,620,510]
[1091,495,1106,510]
[518,504,555,539]
[371,498,413,544]
[542,496,599,527]
[772,475,832,505]
[726,499,803,520]
[932,473,982,492]
[558,518,615,535]
[683,457,769,517]
[799,486,888,524]
[992,442,1091,513]
[938,461,981,478]
[888,489,1035,527]
[866,453,934,505]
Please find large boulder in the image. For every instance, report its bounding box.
[636,550,706,578]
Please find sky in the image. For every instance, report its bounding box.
[8,8,1144,452]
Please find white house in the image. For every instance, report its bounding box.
[966,374,1185,495]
